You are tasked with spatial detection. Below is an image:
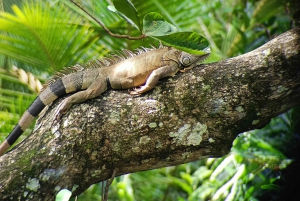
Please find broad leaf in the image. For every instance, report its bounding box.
[143,12,177,36]
[112,0,141,30]
[132,0,180,30]
[155,32,211,55]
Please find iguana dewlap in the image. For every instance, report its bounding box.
[0,46,210,156]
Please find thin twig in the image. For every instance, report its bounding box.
[101,181,105,201]
[103,169,117,201]
[70,0,146,40]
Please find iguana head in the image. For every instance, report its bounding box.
[179,48,211,71]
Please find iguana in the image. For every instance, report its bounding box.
[0,45,210,156]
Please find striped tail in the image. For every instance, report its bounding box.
[0,67,101,156]
[0,78,68,156]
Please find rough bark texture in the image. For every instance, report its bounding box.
[0,28,299,200]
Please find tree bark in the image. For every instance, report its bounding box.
[0,28,299,200]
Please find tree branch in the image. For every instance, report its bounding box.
[0,28,299,200]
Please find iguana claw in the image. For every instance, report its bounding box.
[130,87,142,95]
[53,98,72,123]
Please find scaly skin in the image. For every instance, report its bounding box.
[0,46,210,156]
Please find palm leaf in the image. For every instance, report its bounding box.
[0,1,103,73]
[0,0,105,140]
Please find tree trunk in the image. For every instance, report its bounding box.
[0,28,299,200]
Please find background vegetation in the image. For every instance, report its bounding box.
[0,0,299,200]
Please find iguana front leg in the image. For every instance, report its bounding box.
[130,65,179,94]
[54,76,108,121]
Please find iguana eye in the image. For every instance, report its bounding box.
[182,57,191,66]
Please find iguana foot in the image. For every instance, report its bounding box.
[53,98,72,122]
[129,87,143,95]
[130,87,141,95]
[130,85,153,95]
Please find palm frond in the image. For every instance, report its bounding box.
[0,1,103,73]
[0,0,107,139]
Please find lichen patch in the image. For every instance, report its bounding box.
[26,178,40,192]
[262,48,271,56]
[39,167,66,181]
[208,138,215,143]
[108,110,120,124]
[169,122,207,146]
[139,136,151,144]
[210,98,226,114]
[149,122,157,128]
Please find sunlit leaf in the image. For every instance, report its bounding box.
[155,32,211,55]
[143,12,177,36]
[112,0,141,30]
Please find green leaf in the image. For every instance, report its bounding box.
[167,175,193,194]
[63,0,127,52]
[112,0,141,30]
[131,0,180,30]
[55,189,72,201]
[261,184,281,191]
[155,32,211,55]
[107,5,139,30]
[143,12,177,36]
[252,0,283,24]
[0,2,100,73]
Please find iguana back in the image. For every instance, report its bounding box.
[0,45,210,156]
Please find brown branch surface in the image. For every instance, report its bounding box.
[0,28,300,200]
